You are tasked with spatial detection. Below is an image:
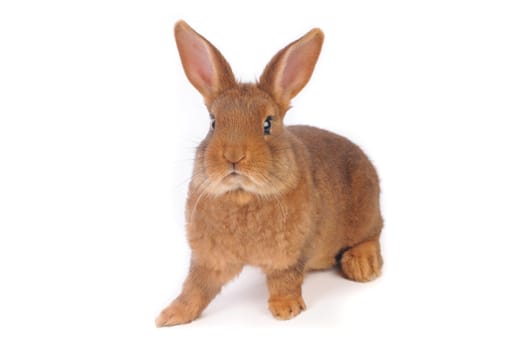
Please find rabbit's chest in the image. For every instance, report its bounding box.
[189,201,310,269]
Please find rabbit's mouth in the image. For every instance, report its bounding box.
[201,159,298,197]
[210,170,267,195]
[221,171,249,188]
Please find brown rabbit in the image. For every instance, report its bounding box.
[156,20,383,327]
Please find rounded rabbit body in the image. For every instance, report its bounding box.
[187,120,381,272]
[156,21,383,327]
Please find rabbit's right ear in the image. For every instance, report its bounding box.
[174,21,237,105]
[259,28,324,114]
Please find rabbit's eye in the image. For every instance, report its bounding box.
[263,116,272,135]
[210,119,216,130]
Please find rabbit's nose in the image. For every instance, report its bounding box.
[223,149,246,165]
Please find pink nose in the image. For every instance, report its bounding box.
[223,149,246,164]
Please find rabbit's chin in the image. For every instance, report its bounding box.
[205,172,283,198]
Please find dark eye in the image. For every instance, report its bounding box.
[210,116,215,130]
[263,116,272,135]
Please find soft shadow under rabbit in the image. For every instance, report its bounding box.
[156,21,383,327]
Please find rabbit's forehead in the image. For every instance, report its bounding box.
[211,87,277,120]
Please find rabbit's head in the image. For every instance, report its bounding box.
[174,21,323,197]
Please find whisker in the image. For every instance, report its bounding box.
[173,175,193,190]
[173,158,196,163]
[270,146,293,153]
[274,194,287,230]
[254,174,288,230]
[189,177,214,223]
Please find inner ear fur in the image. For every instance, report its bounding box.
[258,28,324,113]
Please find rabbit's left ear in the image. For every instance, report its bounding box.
[259,28,324,112]
[174,20,237,105]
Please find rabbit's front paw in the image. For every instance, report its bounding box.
[268,295,306,320]
[155,301,197,327]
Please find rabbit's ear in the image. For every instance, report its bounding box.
[259,28,324,112]
[174,21,237,104]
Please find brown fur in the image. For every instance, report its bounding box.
[156,20,383,327]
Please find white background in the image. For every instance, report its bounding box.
[1,0,526,349]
